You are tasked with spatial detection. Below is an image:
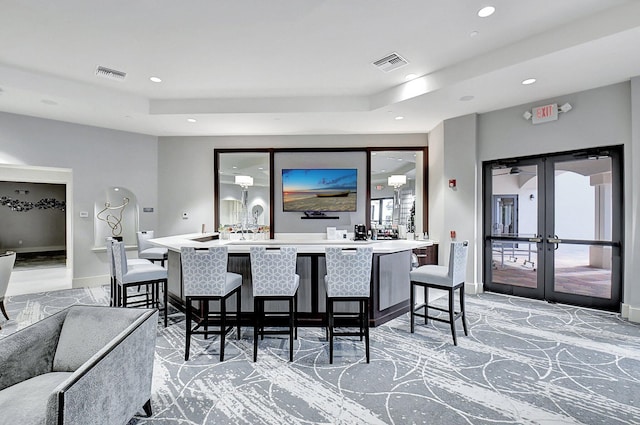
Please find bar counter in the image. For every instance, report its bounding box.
[150,233,434,326]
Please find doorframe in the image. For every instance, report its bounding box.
[482,146,624,311]
[0,164,73,271]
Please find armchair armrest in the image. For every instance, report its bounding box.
[46,309,158,425]
[0,309,68,391]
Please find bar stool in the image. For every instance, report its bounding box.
[249,246,299,362]
[409,241,469,345]
[181,246,242,361]
[136,231,168,267]
[112,240,169,327]
[324,247,373,364]
[105,237,152,307]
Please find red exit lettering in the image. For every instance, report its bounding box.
[536,105,553,119]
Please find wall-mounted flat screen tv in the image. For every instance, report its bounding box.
[282,168,357,212]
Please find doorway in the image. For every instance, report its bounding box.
[483,146,623,311]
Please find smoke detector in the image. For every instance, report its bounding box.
[372,52,409,73]
[95,66,127,81]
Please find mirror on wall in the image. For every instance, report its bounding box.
[370,150,423,237]
[216,151,270,235]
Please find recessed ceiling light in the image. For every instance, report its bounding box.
[397,158,403,161]
[395,116,404,120]
[114,188,120,192]
[149,76,162,83]
[187,118,197,123]
[258,167,264,170]
[232,166,237,169]
[522,78,537,85]
[381,169,386,172]
[460,95,475,102]
[470,31,479,38]
[405,73,417,81]
[478,6,495,18]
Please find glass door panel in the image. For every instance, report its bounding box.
[553,243,612,299]
[484,147,622,311]
[485,161,543,296]
[546,153,620,309]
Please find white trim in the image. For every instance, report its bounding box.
[0,164,73,285]
[621,303,640,323]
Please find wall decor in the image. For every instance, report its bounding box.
[0,196,66,212]
[96,197,129,237]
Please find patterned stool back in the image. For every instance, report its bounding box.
[325,247,373,298]
[448,241,469,285]
[250,246,298,296]
[181,246,230,297]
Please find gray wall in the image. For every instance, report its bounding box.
[0,111,159,285]
[0,182,66,252]
[473,81,638,317]
[274,151,367,233]
[156,134,427,237]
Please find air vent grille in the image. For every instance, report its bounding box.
[372,52,409,72]
[95,66,127,81]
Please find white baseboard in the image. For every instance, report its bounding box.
[621,303,640,323]
[72,274,109,289]
[465,281,483,295]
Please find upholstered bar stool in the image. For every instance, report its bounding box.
[249,246,299,362]
[112,240,169,327]
[324,247,373,364]
[181,246,242,361]
[0,251,16,329]
[136,231,168,267]
[105,237,151,307]
[409,240,469,345]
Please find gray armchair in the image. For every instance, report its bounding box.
[0,305,158,425]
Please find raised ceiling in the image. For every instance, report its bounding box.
[1,0,639,136]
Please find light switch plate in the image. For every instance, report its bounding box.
[79,211,89,218]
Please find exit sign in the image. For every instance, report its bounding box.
[531,103,558,124]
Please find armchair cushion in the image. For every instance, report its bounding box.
[53,306,152,372]
[0,372,72,424]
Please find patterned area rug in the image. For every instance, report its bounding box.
[2,287,639,424]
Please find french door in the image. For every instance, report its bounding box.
[483,147,623,311]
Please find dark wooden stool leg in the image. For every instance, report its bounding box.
[410,282,415,333]
[328,298,334,364]
[289,297,294,362]
[460,284,468,336]
[185,297,192,361]
[253,298,260,362]
[424,286,429,324]
[220,296,226,362]
[449,287,457,346]
[236,287,241,340]
[364,299,370,364]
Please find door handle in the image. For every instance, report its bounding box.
[528,236,542,243]
[548,235,561,250]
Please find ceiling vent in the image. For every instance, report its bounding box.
[95,66,127,82]
[372,52,409,73]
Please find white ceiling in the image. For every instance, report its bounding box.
[1,0,639,137]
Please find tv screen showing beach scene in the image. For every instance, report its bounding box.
[282,168,357,212]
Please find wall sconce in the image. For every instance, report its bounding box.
[388,175,406,208]
[388,175,406,188]
[529,194,535,200]
[235,175,253,239]
[448,179,457,189]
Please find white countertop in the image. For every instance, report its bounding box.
[150,232,434,254]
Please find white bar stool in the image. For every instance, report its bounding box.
[409,240,469,345]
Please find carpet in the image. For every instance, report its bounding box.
[1,287,639,424]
